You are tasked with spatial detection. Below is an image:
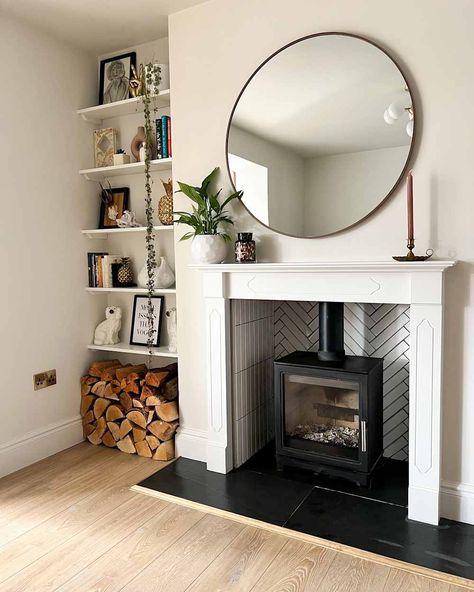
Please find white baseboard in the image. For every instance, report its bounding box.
[440,480,474,525]
[0,415,84,478]
[175,426,207,463]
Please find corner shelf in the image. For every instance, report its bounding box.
[77,90,171,123]
[80,158,172,181]
[88,343,178,358]
[86,287,176,295]
[82,225,173,239]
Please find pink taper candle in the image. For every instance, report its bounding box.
[407,171,414,241]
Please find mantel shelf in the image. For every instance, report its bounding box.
[86,287,176,295]
[80,158,172,181]
[82,225,173,239]
[191,261,456,274]
[88,343,178,358]
[77,90,171,123]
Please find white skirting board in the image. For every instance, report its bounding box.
[440,481,474,525]
[175,426,207,463]
[177,443,474,526]
[0,415,84,479]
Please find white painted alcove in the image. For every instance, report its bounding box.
[195,261,455,525]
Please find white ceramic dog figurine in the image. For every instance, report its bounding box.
[94,306,122,345]
[166,307,177,353]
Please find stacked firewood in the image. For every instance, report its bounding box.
[80,360,178,461]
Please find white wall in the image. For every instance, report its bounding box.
[0,14,100,476]
[303,146,409,236]
[169,0,474,520]
[228,125,304,235]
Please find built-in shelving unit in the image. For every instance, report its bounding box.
[88,343,178,358]
[80,158,172,181]
[77,90,171,123]
[79,76,177,361]
[81,225,173,239]
[86,287,176,294]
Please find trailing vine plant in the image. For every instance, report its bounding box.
[139,63,161,360]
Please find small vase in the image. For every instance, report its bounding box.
[155,257,175,288]
[131,126,146,161]
[191,235,227,264]
[235,232,256,263]
[158,178,173,225]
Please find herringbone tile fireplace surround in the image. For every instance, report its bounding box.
[231,300,410,467]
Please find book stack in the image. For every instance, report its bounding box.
[87,252,122,288]
[155,115,172,159]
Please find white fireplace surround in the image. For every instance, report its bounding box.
[194,261,455,525]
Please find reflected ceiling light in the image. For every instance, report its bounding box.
[384,89,413,137]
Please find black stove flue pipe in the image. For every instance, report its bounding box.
[318,302,346,362]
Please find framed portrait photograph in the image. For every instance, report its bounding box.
[98,187,129,229]
[99,52,136,105]
[130,295,164,347]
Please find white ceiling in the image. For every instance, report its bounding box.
[0,0,209,54]
[231,35,412,157]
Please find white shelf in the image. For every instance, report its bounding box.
[88,343,178,358]
[80,158,172,181]
[77,91,171,123]
[82,225,173,239]
[86,287,176,295]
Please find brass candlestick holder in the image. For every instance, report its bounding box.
[393,239,433,262]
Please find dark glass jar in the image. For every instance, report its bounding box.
[235,232,256,263]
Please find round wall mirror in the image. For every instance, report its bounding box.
[226,33,415,238]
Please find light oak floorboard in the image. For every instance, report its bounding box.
[250,539,337,592]
[55,504,203,592]
[0,442,101,494]
[0,444,472,592]
[0,493,165,592]
[186,525,288,592]
[120,513,245,592]
[0,448,156,545]
[313,552,391,592]
[0,459,164,583]
[384,568,466,591]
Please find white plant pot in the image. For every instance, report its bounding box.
[191,235,227,264]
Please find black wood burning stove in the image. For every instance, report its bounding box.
[274,302,383,486]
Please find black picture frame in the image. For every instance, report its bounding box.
[98,187,129,229]
[99,52,136,105]
[130,295,164,347]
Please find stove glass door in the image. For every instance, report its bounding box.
[283,373,361,461]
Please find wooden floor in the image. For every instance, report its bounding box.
[0,443,472,592]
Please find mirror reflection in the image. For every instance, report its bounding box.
[227,34,414,237]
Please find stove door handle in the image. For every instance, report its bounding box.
[361,420,367,453]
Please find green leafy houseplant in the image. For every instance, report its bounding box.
[174,168,242,242]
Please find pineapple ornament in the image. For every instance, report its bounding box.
[117,257,134,287]
[158,178,174,226]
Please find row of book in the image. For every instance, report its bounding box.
[88,252,123,288]
[156,115,172,159]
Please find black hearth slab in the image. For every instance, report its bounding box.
[138,457,313,526]
[274,351,383,374]
[242,443,408,507]
[285,487,474,580]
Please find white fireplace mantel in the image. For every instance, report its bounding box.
[194,260,456,525]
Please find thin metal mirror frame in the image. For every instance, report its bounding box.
[225,32,417,239]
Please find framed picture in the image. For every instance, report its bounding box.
[98,187,129,228]
[130,295,164,347]
[99,52,136,105]
[94,127,117,167]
